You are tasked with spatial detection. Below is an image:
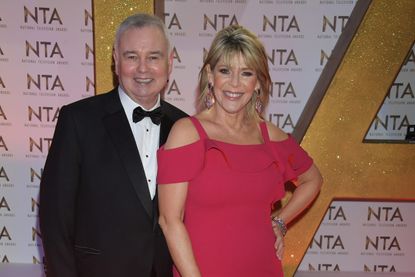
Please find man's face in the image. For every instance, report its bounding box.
[113,26,172,109]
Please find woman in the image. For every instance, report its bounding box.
[157,25,323,277]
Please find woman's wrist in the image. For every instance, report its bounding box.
[271,216,287,236]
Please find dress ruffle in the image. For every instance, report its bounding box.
[157,135,312,185]
[270,136,313,183]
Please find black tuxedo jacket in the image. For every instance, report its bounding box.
[39,89,187,277]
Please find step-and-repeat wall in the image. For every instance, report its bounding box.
[0,0,94,264]
[365,42,415,141]
[164,0,357,133]
[0,0,414,273]
[299,200,415,273]
[164,0,414,140]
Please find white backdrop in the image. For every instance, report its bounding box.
[365,43,415,141]
[164,0,414,140]
[163,1,414,273]
[164,0,357,133]
[0,0,94,264]
[0,0,414,273]
[299,200,415,273]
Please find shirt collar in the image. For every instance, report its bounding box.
[118,86,161,122]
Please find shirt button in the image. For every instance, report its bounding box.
[146,129,149,132]
[148,179,151,182]
[146,155,149,158]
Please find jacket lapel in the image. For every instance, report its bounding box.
[159,100,175,146]
[102,90,153,219]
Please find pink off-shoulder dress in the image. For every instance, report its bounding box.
[157,117,313,277]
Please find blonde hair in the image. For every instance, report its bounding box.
[199,25,271,118]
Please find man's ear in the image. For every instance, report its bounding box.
[168,49,174,75]
[113,48,119,76]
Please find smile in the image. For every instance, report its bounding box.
[134,78,152,84]
[224,91,243,98]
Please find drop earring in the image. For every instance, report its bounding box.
[255,89,263,114]
[205,82,215,109]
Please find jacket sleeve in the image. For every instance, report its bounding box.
[39,105,81,277]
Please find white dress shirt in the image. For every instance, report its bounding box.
[119,87,160,200]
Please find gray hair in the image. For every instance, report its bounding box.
[114,13,170,51]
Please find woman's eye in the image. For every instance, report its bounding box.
[219,68,229,74]
[242,71,254,77]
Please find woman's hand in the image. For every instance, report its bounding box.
[272,223,284,260]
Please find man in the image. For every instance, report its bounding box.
[39,13,187,277]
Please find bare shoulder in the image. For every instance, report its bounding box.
[164,117,200,150]
[264,120,289,142]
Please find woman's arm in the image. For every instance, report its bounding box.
[158,182,201,277]
[277,164,323,225]
[266,121,323,228]
[158,118,202,277]
[271,164,323,259]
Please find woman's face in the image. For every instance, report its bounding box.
[208,53,259,115]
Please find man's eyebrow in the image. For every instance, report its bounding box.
[148,50,164,56]
[121,50,164,56]
[122,50,137,56]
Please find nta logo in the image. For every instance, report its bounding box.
[0,197,11,211]
[25,41,64,58]
[268,113,294,129]
[365,236,401,251]
[85,43,94,60]
[28,106,60,122]
[163,13,182,30]
[308,263,340,271]
[364,264,396,272]
[0,167,10,182]
[32,227,41,241]
[30,168,43,183]
[166,80,181,96]
[27,74,64,91]
[262,15,300,32]
[270,82,297,98]
[387,82,414,99]
[322,15,349,33]
[84,9,93,27]
[31,198,40,213]
[268,49,298,66]
[0,76,5,89]
[310,234,345,250]
[0,226,11,241]
[404,48,414,66]
[367,206,403,222]
[373,114,410,131]
[327,205,347,221]
[203,14,238,31]
[0,136,8,151]
[24,6,62,25]
[29,137,52,153]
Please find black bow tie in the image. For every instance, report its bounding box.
[132,106,162,125]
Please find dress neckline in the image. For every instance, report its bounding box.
[190,116,291,146]
[208,138,266,147]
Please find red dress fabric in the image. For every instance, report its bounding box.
[157,117,313,277]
